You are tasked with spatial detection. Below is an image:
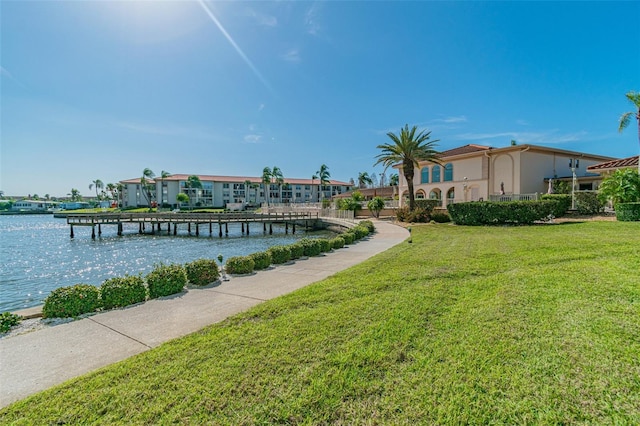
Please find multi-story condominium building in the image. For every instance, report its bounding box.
[120,174,352,209]
[395,144,615,207]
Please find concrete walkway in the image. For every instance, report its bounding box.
[0,220,408,408]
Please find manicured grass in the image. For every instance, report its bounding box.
[2,222,639,424]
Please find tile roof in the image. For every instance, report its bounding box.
[439,144,493,157]
[121,174,351,186]
[586,155,639,172]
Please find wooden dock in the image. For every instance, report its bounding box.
[65,212,318,239]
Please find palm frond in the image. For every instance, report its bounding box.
[618,112,633,132]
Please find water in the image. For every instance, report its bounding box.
[0,214,329,313]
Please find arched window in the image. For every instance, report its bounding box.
[421,167,429,184]
[444,163,453,182]
[429,189,441,199]
[432,165,441,183]
[447,187,455,200]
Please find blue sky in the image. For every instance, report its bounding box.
[1,0,638,197]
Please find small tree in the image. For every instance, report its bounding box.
[367,196,385,218]
[598,169,640,207]
[176,193,189,208]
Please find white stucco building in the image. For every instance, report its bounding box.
[120,174,352,209]
[395,144,615,207]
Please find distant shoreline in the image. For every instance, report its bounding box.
[0,211,54,216]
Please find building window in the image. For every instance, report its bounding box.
[432,165,441,183]
[223,183,229,189]
[447,188,455,200]
[444,163,453,182]
[421,167,429,184]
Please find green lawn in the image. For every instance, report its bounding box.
[2,222,639,424]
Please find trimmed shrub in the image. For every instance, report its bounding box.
[43,284,101,318]
[330,236,345,250]
[359,220,375,233]
[225,256,255,275]
[185,259,220,286]
[318,238,332,253]
[0,312,22,333]
[288,242,305,259]
[540,194,571,217]
[146,264,187,299]
[268,245,291,264]
[250,251,272,270]
[351,225,370,239]
[575,191,604,215]
[341,232,355,245]
[396,206,430,223]
[299,238,322,257]
[100,275,146,309]
[431,212,451,223]
[447,201,556,226]
[414,199,440,214]
[615,202,640,221]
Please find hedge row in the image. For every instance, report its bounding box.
[224,221,375,276]
[43,258,220,318]
[615,202,640,221]
[42,221,376,318]
[447,201,559,225]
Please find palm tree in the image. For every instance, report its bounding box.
[311,173,318,202]
[89,179,103,201]
[374,124,441,211]
[618,90,640,173]
[389,173,399,186]
[160,170,171,209]
[271,166,284,203]
[316,164,331,203]
[70,188,81,201]
[185,175,202,210]
[358,172,373,189]
[244,179,252,204]
[262,167,272,206]
[140,168,155,209]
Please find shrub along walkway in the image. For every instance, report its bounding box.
[0,220,408,408]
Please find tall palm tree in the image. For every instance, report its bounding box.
[358,172,373,189]
[374,124,441,211]
[185,175,202,210]
[89,179,103,201]
[244,179,252,204]
[262,167,272,206]
[316,164,331,202]
[271,166,284,203]
[389,173,399,186]
[140,168,155,208]
[311,173,318,202]
[618,90,640,173]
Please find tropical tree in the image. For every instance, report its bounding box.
[358,172,373,189]
[316,164,331,202]
[89,179,103,201]
[159,170,171,209]
[271,166,284,203]
[184,175,202,210]
[389,173,399,186]
[618,90,640,173]
[176,192,189,208]
[367,196,386,218]
[262,167,272,206]
[140,168,156,209]
[374,124,441,211]
[312,173,318,202]
[598,168,640,206]
[244,180,252,204]
[69,188,82,201]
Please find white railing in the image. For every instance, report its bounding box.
[488,193,539,202]
[262,203,355,223]
[320,208,355,222]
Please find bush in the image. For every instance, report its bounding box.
[318,238,332,253]
[540,194,571,217]
[100,275,146,309]
[0,312,22,333]
[337,197,361,212]
[288,242,305,259]
[431,212,451,223]
[341,232,355,245]
[351,225,370,239]
[575,191,604,215]
[185,259,220,286]
[414,199,441,213]
[299,238,322,257]
[250,251,272,270]
[43,284,101,318]
[367,197,385,218]
[268,246,290,264]
[396,206,430,223]
[146,264,187,299]
[447,201,556,226]
[225,256,255,275]
[359,220,375,233]
[615,202,640,221]
[330,236,345,250]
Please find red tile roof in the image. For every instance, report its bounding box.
[121,174,351,186]
[586,155,639,172]
[439,144,493,157]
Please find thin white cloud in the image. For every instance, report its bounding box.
[516,119,530,126]
[245,8,277,27]
[432,116,468,124]
[244,134,262,144]
[258,103,265,111]
[281,48,301,63]
[305,3,322,36]
[0,66,13,78]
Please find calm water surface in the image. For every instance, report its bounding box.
[0,214,328,312]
